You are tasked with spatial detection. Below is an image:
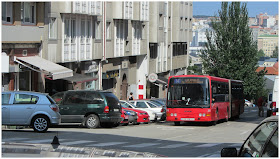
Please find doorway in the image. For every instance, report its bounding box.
[121,74,128,100]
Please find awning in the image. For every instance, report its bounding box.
[15,56,73,80]
[62,73,98,84]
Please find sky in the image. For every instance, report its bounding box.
[193,1,279,17]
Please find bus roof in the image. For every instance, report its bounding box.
[168,75,243,83]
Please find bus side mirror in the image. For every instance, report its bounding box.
[221,147,238,157]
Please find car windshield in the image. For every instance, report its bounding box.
[167,77,210,108]
[121,102,130,108]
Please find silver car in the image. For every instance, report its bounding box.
[2,91,61,132]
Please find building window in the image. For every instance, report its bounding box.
[2,2,13,24]
[132,21,142,55]
[173,43,187,56]
[21,2,36,25]
[94,21,101,40]
[180,17,183,29]
[49,18,57,39]
[71,19,76,43]
[150,43,158,59]
[140,1,149,21]
[106,22,111,40]
[124,1,133,19]
[115,20,127,57]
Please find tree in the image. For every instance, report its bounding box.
[200,2,266,100]
[187,58,203,75]
[257,49,265,58]
[271,46,278,58]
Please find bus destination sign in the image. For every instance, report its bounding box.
[173,78,204,84]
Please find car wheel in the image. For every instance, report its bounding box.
[85,114,100,129]
[32,115,49,133]
[133,122,140,125]
[122,123,129,126]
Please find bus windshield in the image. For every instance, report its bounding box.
[167,77,210,108]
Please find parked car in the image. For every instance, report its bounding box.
[120,101,150,124]
[2,91,61,132]
[120,100,155,122]
[52,90,123,128]
[221,116,278,157]
[120,110,129,126]
[150,99,166,121]
[244,99,253,107]
[123,109,138,125]
[129,100,163,121]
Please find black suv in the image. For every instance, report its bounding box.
[52,90,123,128]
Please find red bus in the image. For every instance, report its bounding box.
[166,75,244,125]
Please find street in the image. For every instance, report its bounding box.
[2,106,267,157]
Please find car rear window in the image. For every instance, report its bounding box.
[103,92,119,107]
[47,95,56,104]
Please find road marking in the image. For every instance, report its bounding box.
[195,143,221,147]
[159,143,190,148]
[88,142,127,147]
[123,143,160,148]
[23,139,58,143]
[62,140,94,145]
[240,130,250,135]
[197,153,210,157]
[2,138,28,142]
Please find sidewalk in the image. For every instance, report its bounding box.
[2,142,163,158]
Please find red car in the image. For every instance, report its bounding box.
[120,109,129,125]
[120,101,150,124]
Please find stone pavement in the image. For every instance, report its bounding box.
[2,142,164,158]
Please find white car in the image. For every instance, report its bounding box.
[120,100,157,121]
[129,100,163,121]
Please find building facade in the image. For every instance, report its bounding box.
[2,1,193,99]
[257,34,279,57]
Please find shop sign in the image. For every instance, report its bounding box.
[103,70,119,79]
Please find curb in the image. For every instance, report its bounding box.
[2,142,164,157]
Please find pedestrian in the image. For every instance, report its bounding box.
[257,96,264,117]
[128,92,134,101]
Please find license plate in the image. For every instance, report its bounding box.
[114,109,119,112]
[181,118,195,121]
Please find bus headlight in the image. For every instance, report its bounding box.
[174,113,177,117]
[203,113,206,117]
[199,113,202,117]
[171,113,173,116]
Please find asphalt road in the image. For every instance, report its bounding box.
[2,106,267,157]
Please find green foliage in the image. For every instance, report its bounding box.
[200,2,266,100]
[187,58,203,75]
[271,46,279,58]
[257,49,265,58]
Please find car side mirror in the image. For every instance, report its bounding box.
[221,147,238,157]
